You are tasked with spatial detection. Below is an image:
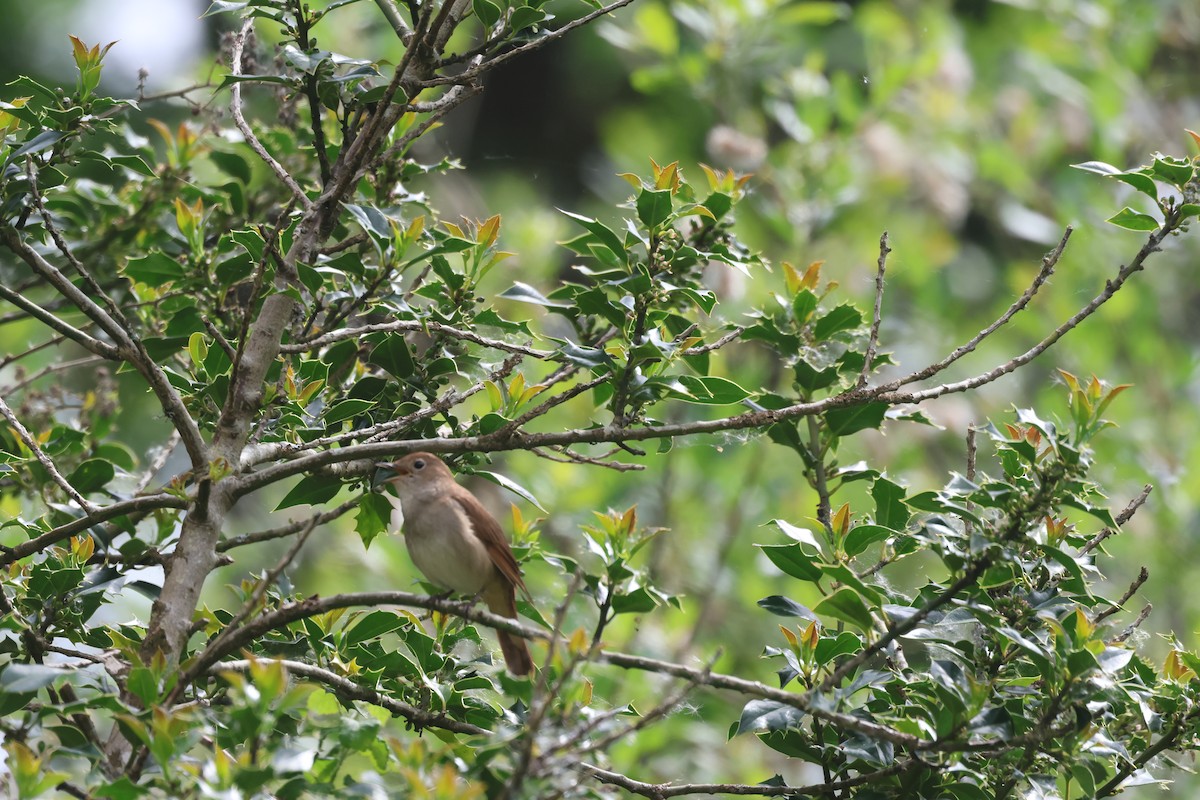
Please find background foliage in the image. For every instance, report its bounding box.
[2,0,1200,798]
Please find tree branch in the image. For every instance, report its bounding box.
[578,759,916,798]
[0,396,95,512]
[214,659,485,735]
[0,493,189,566]
[229,20,312,209]
[282,318,550,357]
[420,0,637,87]
[858,231,889,388]
[0,282,120,359]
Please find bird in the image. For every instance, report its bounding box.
[373,452,534,676]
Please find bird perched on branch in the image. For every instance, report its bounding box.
[373,452,534,676]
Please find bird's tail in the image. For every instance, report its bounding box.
[485,582,534,676]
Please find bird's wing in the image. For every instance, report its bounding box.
[453,494,532,602]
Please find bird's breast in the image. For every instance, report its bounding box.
[403,500,494,596]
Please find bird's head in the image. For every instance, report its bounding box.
[373,452,452,494]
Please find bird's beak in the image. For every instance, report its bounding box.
[372,462,401,490]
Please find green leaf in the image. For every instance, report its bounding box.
[870,476,908,529]
[324,399,376,425]
[355,492,393,549]
[368,334,415,379]
[474,469,547,512]
[757,543,823,582]
[792,289,817,324]
[757,595,817,620]
[556,341,614,369]
[8,129,68,161]
[276,475,343,509]
[123,253,184,287]
[825,402,888,435]
[509,6,546,31]
[0,663,70,692]
[94,776,149,800]
[126,667,160,705]
[1106,207,1160,231]
[672,375,752,405]
[843,524,894,558]
[1150,155,1194,187]
[812,303,862,341]
[472,0,501,27]
[636,188,673,229]
[815,631,862,664]
[612,586,659,614]
[207,149,252,184]
[346,610,408,645]
[1111,171,1158,200]
[95,443,136,471]
[67,459,115,493]
[500,281,573,308]
[767,518,823,552]
[813,586,874,630]
[344,203,392,240]
[735,699,805,735]
[560,209,627,265]
[1070,160,1122,175]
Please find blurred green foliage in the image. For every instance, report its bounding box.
[2,0,1200,797]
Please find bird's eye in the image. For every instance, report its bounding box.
[413,458,426,470]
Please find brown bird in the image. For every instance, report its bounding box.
[373,452,534,676]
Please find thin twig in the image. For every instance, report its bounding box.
[0,396,95,512]
[229,21,312,208]
[371,0,413,41]
[578,759,915,799]
[135,431,180,494]
[502,570,589,800]
[1110,603,1152,645]
[201,316,239,362]
[420,0,636,87]
[0,493,189,566]
[0,282,120,360]
[885,227,1071,391]
[283,318,550,357]
[1095,566,1148,623]
[0,226,208,469]
[377,84,480,164]
[1079,484,1153,555]
[215,658,483,734]
[217,498,360,552]
[531,446,645,472]
[858,231,889,388]
[679,324,747,357]
[582,653,717,756]
[27,159,133,332]
[2,355,105,395]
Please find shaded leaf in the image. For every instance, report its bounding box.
[735,699,805,735]
[813,587,874,630]
[825,402,888,436]
[757,595,818,620]
[277,475,342,509]
[67,459,114,493]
